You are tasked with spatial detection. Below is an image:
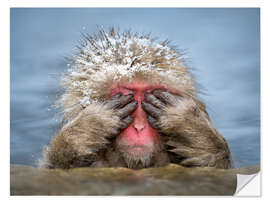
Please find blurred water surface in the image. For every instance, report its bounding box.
[10,8,260,168]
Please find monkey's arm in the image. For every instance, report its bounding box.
[42,94,137,169]
[142,90,233,169]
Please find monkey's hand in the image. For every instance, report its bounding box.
[142,89,181,130]
[60,93,137,153]
[42,93,137,169]
[142,89,233,169]
[166,140,233,168]
[104,93,138,136]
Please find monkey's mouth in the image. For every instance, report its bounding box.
[119,145,153,158]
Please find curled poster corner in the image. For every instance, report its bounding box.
[235,172,261,196]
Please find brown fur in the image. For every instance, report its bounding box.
[41,28,233,169]
[42,103,120,168]
[159,98,233,168]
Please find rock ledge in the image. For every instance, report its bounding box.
[10,164,259,195]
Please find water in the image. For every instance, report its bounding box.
[10,8,260,168]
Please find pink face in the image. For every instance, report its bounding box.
[110,82,179,158]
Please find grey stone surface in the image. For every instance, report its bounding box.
[10,164,259,195]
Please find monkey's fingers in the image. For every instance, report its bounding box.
[111,93,122,99]
[105,93,133,109]
[116,101,138,118]
[144,93,166,109]
[152,89,180,106]
[147,115,161,130]
[118,94,135,108]
[180,153,215,167]
[169,147,206,158]
[110,115,133,136]
[118,115,133,130]
[142,101,163,118]
[104,93,122,109]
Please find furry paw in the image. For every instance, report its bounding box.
[166,140,232,168]
[142,89,181,130]
[104,93,138,135]
[168,144,217,167]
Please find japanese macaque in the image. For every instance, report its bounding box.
[42,28,233,169]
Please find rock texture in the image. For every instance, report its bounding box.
[10,164,259,195]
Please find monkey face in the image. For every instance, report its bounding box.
[110,82,178,166]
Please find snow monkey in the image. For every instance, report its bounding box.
[42,28,233,169]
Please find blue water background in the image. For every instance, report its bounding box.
[10,8,260,168]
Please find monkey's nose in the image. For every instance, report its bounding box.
[132,99,147,132]
[133,123,146,132]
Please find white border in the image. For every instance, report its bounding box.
[1,0,10,200]
[9,0,263,8]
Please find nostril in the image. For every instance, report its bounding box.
[133,123,146,132]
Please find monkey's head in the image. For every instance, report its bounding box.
[58,28,200,168]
